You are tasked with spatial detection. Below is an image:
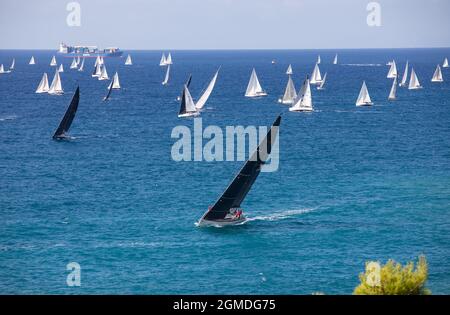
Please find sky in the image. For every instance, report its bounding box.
[0,0,449,49]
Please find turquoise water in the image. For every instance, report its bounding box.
[1,49,450,294]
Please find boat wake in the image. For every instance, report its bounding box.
[0,115,17,122]
[247,207,318,222]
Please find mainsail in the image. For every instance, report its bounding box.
[0,64,5,74]
[245,68,266,97]
[198,115,281,223]
[159,53,167,66]
[317,55,321,64]
[109,72,121,89]
[195,68,220,110]
[355,81,372,106]
[78,58,85,72]
[48,70,64,95]
[53,86,80,139]
[178,85,198,117]
[310,63,322,85]
[399,61,409,87]
[58,64,64,73]
[333,54,338,65]
[408,68,422,89]
[443,58,449,68]
[10,58,15,70]
[431,65,443,82]
[278,75,297,104]
[29,56,35,65]
[286,64,293,75]
[35,73,50,93]
[125,54,132,65]
[388,76,397,101]
[317,72,327,90]
[50,56,57,66]
[92,63,102,77]
[289,77,313,112]
[387,60,397,78]
[162,64,170,85]
[70,58,78,69]
[94,56,101,67]
[98,64,109,80]
[166,53,173,65]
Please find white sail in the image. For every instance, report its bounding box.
[0,64,4,73]
[166,53,173,65]
[399,61,409,87]
[408,68,422,89]
[99,56,104,65]
[289,77,313,112]
[70,58,78,69]
[78,58,85,71]
[443,58,449,68]
[178,85,198,117]
[387,60,397,78]
[162,64,170,85]
[317,55,321,64]
[108,72,121,89]
[58,64,64,73]
[48,70,63,95]
[94,56,100,67]
[310,63,322,85]
[35,73,50,93]
[29,56,35,65]
[278,75,297,104]
[10,58,15,70]
[431,65,443,82]
[245,68,267,97]
[388,76,397,101]
[317,72,327,90]
[333,54,338,65]
[76,56,81,65]
[50,56,57,66]
[195,68,220,110]
[159,53,167,66]
[98,64,109,80]
[125,54,132,65]
[356,81,372,106]
[92,63,102,77]
[286,64,293,75]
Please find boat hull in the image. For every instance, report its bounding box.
[197,216,247,227]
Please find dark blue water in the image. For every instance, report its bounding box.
[1,49,450,294]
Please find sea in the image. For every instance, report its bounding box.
[1,49,449,294]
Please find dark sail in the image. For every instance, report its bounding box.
[178,86,187,116]
[103,80,113,101]
[202,115,281,221]
[53,86,80,139]
[186,74,192,88]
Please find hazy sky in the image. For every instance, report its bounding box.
[1,0,449,49]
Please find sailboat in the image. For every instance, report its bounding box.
[388,76,397,101]
[9,58,15,71]
[0,64,10,74]
[58,64,64,73]
[94,56,100,67]
[408,68,422,89]
[70,58,78,69]
[431,65,443,82]
[399,61,409,87]
[99,56,104,65]
[125,54,132,65]
[309,63,322,85]
[178,85,199,118]
[78,58,85,72]
[278,75,297,104]
[50,56,57,66]
[162,65,170,85]
[286,64,293,75]
[387,60,397,78]
[289,77,313,112]
[92,63,102,77]
[76,56,81,66]
[195,68,220,110]
[166,53,173,65]
[108,72,121,89]
[196,115,281,227]
[333,54,338,65]
[35,73,50,93]
[29,56,36,65]
[176,75,193,101]
[48,70,64,95]
[355,81,372,106]
[443,58,449,68]
[317,72,327,90]
[317,55,321,64]
[53,86,80,140]
[245,68,267,97]
[159,53,167,66]
[98,64,109,80]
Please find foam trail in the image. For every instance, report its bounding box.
[247,207,317,222]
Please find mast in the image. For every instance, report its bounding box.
[53,87,80,139]
[162,64,170,85]
[199,115,281,222]
[195,68,220,110]
[35,73,50,93]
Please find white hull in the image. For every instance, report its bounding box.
[356,102,373,106]
[245,92,267,98]
[278,98,294,105]
[178,111,199,118]
[197,216,247,227]
[289,107,313,112]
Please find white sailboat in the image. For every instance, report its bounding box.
[310,63,322,85]
[388,76,397,101]
[289,77,313,112]
[408,68,422,89]
[162,65,170,85]
[278,75,297,104]
[159,53,167,66]
[333,54,338,65]
[443,58,449,68]
[29,56,35,65]
[0,64,10,74]
[355,81,373,106]
[108,72,121,89]
[178,85,199,118]
[166,53,173,65]
[78,58,85,72]
[399,61,409,87]
[98,64,109,80]
[245,68,267,97]
[125,54,132,65]
[92,63,102,77]
[99,56,104,65]
[195,68,220,110]
[76,56,81,66]
[70,58,78,69]
[387,60,397,78]
[431,65,443,82]
[58,64,64,73]
[286,64,293,75]
[48,70,64,95]
[35,73,50,93]
[317,72,327,90]
[10,58,15,70]
[317,55,321,64]
[50,56,57,66]
[94,56,101,67]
